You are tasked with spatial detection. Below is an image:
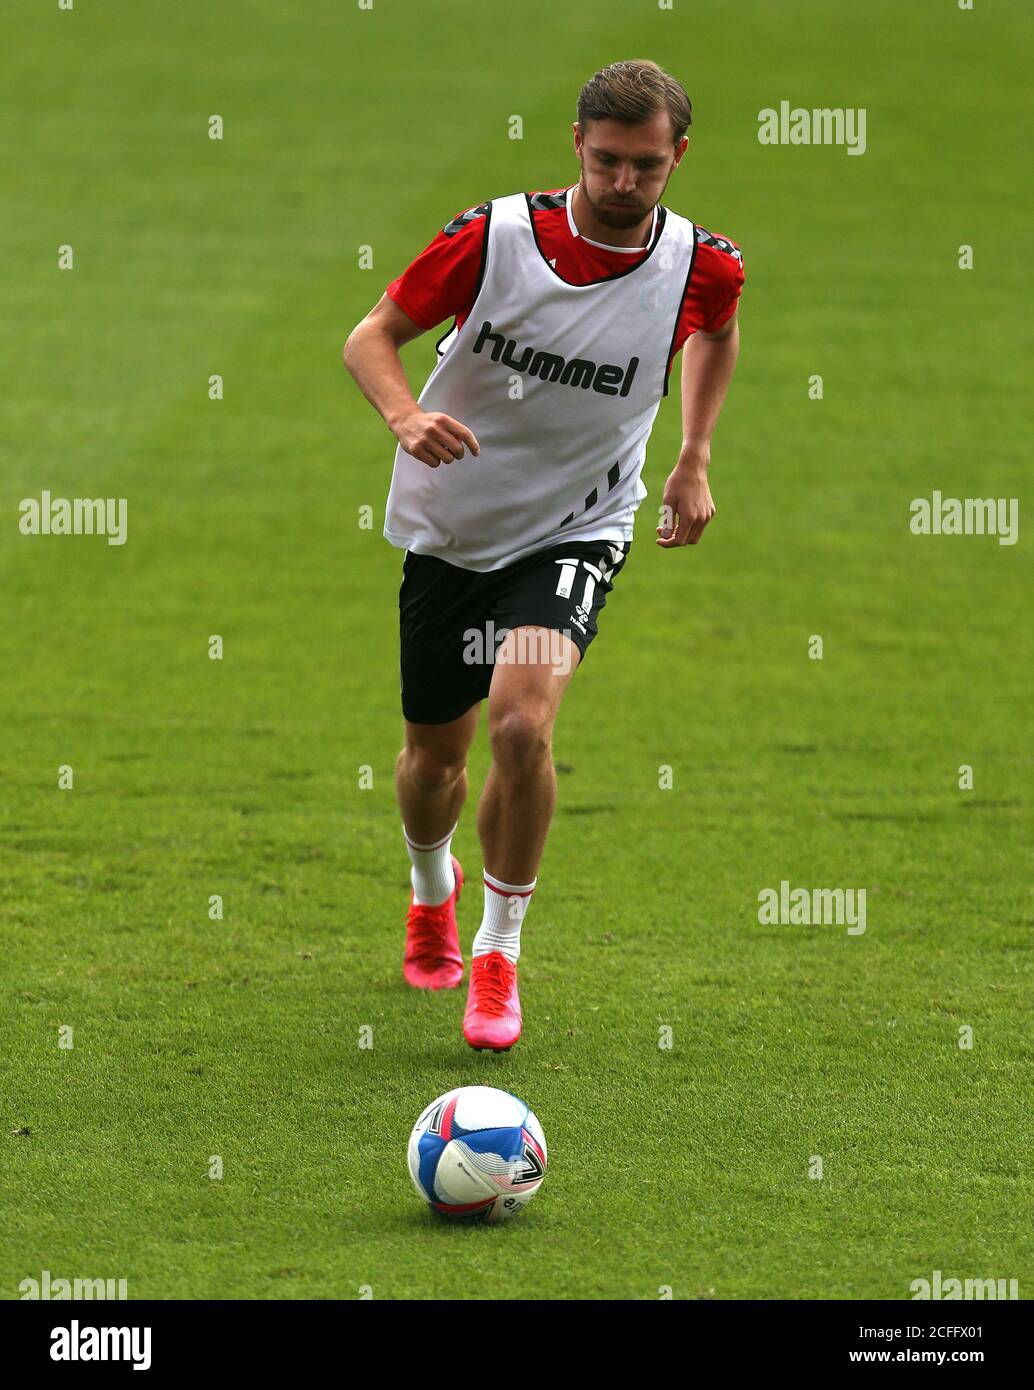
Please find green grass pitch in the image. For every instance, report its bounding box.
[1,0,1031,1300]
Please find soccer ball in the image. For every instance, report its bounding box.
[408,1085,547,1223]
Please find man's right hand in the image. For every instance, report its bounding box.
[392,409,481,469]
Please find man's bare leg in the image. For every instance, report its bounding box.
[476,627,581,884]
[395,702,481,846]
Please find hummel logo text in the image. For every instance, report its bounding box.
[472,320,639,396]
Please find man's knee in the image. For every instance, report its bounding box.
[489,704,554,769]
[401,741,468,791]
[400,704,479,791]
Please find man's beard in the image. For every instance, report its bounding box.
[582,179,656,230]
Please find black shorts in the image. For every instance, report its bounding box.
[399,539,632,724]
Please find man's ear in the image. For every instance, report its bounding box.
[672,134,689,168]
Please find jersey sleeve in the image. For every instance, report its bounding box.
[697,231,744,333]
[664,229,745,386]
[385,203,489,331]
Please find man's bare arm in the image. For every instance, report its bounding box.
[679,310,740,465]
[343,294,479,468]
[656,309,740,548]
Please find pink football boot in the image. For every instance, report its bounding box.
[403,855,464,990]
[463,951,522,1051]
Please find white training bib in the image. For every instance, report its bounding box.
[383,191,696,572]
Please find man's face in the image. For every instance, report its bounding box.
[573,111,688,229]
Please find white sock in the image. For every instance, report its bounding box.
[403,821,457,906]
[472,869,537,964]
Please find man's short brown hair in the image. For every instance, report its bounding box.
[577,60,692,145]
